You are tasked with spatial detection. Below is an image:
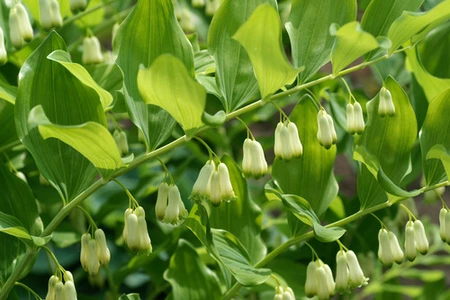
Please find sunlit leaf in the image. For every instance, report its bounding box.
[0,211,31,240]
[387,0,450,54]
[233,4,300,99]
[164,240,222,300]
[47,50,113,110]
[330,21,379,75]
[287,0,356,82]
[0,78,17,105]
[29,105,123,179]
[74,0,105,28]
[137,54,205,137]
[426,145,450,183]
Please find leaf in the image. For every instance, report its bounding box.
[15,32,105,201]
[330,21,380,75]
[209,155,266,263]
[361,0,423,37]
[0,101,18,148]
[233,4,300,99]
[212,229,271,286]
[272,96,338,236]
[47,50,113,110]
[28,105,123,179]
[74,0,105,28]
[287,0,356,82]
[118,294,142,300]
[264,182,345,243]
[115,0,192,149]
[426,145,450,181]
[137,54,206,137]
[208,0,276,111]
[420,89,450,185]
[356,76,417,209]
[405,47,450,102]
[0,78,17,105]
[0,211,31,240]
[164,240,222,300]
[387,0,450,54]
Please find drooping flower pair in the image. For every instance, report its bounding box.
[440,208,450,244]
[156,183,188,224]
[9,3,33,49]
[274,121,303,160]
[378,87,395,117]
[346,102,365,135]
[305,259,335,299]
[242,139,268,179]
[377,229,404,266]
[123,206,152,253]
[45,271,77,300]
[404,220,429,261]
[317,110,337,149]
[335,250,369,294]
[80,229,110,275]
[40,0,63,31]
[273,285,295,300]
[190,160,237,206]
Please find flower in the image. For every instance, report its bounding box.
[0,27,6,65]
[404,221,416,261]
[439,208,448,242]
[218,162,237,202]
[9,3,34,49]
[317,110,336,149]
[155,182,169,221]
[274,122,303,160]
[40,0,62,30]
[378,87,395,117]
[123,206,152,252]
[346,250,368,288]
[413,220,429,255]
[190,160,215,202]
[82,35,104,65]
[95,229,110,265]
[378,229,402,266]
[45,275,58,300]
[335,250,350,294]
[45,272,77,300]
[305,259,335,299]
[335,250,368,293]
[80,229,110,275]
[242,138,268,179]
[163,185,188,225]
[347,102,365,135]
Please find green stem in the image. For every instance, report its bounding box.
[63,0,118,26]
[0,140,22,154]
[14,282,42,300]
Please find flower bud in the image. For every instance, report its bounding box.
[82,36,104,65]
[126,213,140,250]
[323,263,335,296]
[95,228,110,265]
[243,139,267,179]
[9,9,23,49]
[353,102,365,134]
[49,0,62,28]
[317,110,334,149]
[87,239,100,275]
[287,122,303,157]
[64,280,77,300]
[190,160,215,202]
[138,215,152,252]
[156,182,169,221]
[282,287,295,300]
[242,138,252,175]
[0,27,7,65]
[440,208,447,242]
[346,103,355,134]
[413,220,428,255]
[70,0,87,13]
[335,250,349,294]
[305,261,318,297]
[80,233,91,271]
[274,122,284,158]
[209,171,221,206]
[54,281,64,300]
[122,208,133,242]
[14,4,33,42]
[45,275,58,300]
[39,0,53,30]
[404,221,416,261]
[164,185,188,225]
[346,250,368,287]
[378,229,394,266]
[278,124,292,160]
[379,87,395,117]
[327,114,337,144]
[389,231,404,264]
[218,163,237,202]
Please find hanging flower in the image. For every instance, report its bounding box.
[155,182,169,221]
[45,272,77,300]
[347,102,365,135]
[346,250,368,288]
[95,229,110,265]
[317,110,336,149]
[218,162,237,202]
[163,185,188,225]
[413,220,429,255]
[242,138,268,179]
[335,250,350,294]
[45,275,58,300]
[305,259,335,299]
[439,208,448,243]
[404,221,416,261]
[123,206,152,252]
[335,249,368,293]
[82,35,104,65]
[378,87,395,117]
[378,229,404,266]
[40,0,62,30]
[274,122,303,160]
[190,160,215,202]
[9,3,34,49]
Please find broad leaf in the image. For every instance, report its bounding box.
[137,55,205,137]
[356,76,417,209]
[74,0,105,28]
[115,0,191,149]
[330,21,380,75]
[208,0,276,111]
[387,0,450,54]
[361,0,423,37]
[164,240,222,300]
[0,101,17,148]
[426,145,450,182]
[287,0,356,82]
[47,50,113,110]
[15,32,104,201]
[0,211,31,240]
[233,4,300,99]
[420,89,450,185]
[405,47,450,102]
[0,78,17,105]
[28,105,123,179]
[209,155,266,263]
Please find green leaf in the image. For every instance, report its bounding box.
[272,96,337,235]
[137,54,206,137]
[426,145,450,181]
[74,0,105,28]
[208,0,275,111]
[264,182,345,243]
[164,239,222,300]
[0,100,18,148]
[0,211,31,240]
[202,111,226,127]
[30,235,52,247]
[212,229,271,286]
[115,0,192,149]
[356,76,417,209]
[233,4,300,99]
[0,78,17,105]
[420,88,450,185]
[287,0,356,82]
[330,21,380,75]
[15,32,105,201]
[209,155,266,263]
[387,0,450,54]
[405,47,450,102]
[118,294,142,300]
[361,0,423,37]
[29,105,123,179]
[47,50,113,110]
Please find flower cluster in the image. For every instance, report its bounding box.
[404,220,429,261]
[190,160,237,205]
[274,122,303,160]
[440,208,450,244]
[305,259,335,299]
[156,183,189,224]
[242,139,268,179]
[113,130,129,156]
[82,35,104,65]
[346,102,365,135]
[377,228,404,266]
[274,285,295,300]
[80,229,110,275]
[9,3,33,49]
[70,0,87,13]
[45,271,77,300]
[123,206,152,253]
[335,250,369,294]
[40,0,63,31]
[378,87,395,117]
[317,110,337,149]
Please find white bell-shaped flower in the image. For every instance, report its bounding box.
[218,162,237,202]
[305,261,318,297]
[413,220,428,255]
[164,185,188,225]
[282,287,295,300]
[40,0,62,30]
[63,280,77,300]
[274,122,284,158]
[242,138,267,179]
[155,182,169,221]
[378,229,394,266]
[14,4,33,42]
[80,233,90,271]
[439,208,447,242]
[95,229,110,265]
[346,250,368,288]
[326,114,337,144]
[404,221,416,261]
[190,160,215,201]
[378,87,395,117]
[209,171,221,206]
[346,103,355,134]
[54,281,64,299]
[288,122,303,157]
[335,250,350,294]
[82,36,104,65]
[87,239,100,275]
[49,0,62,28]
[274,286,283,300]
[122,208,133,242]
[9,8,24,49]
[137,215,152,252]
[353,102,365,134]
[125,212,140,250]
[242,138,252,175]
[274,122,303,160]
[317,110,334,149]
[389,231,404,264]
[45,275,58,300]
